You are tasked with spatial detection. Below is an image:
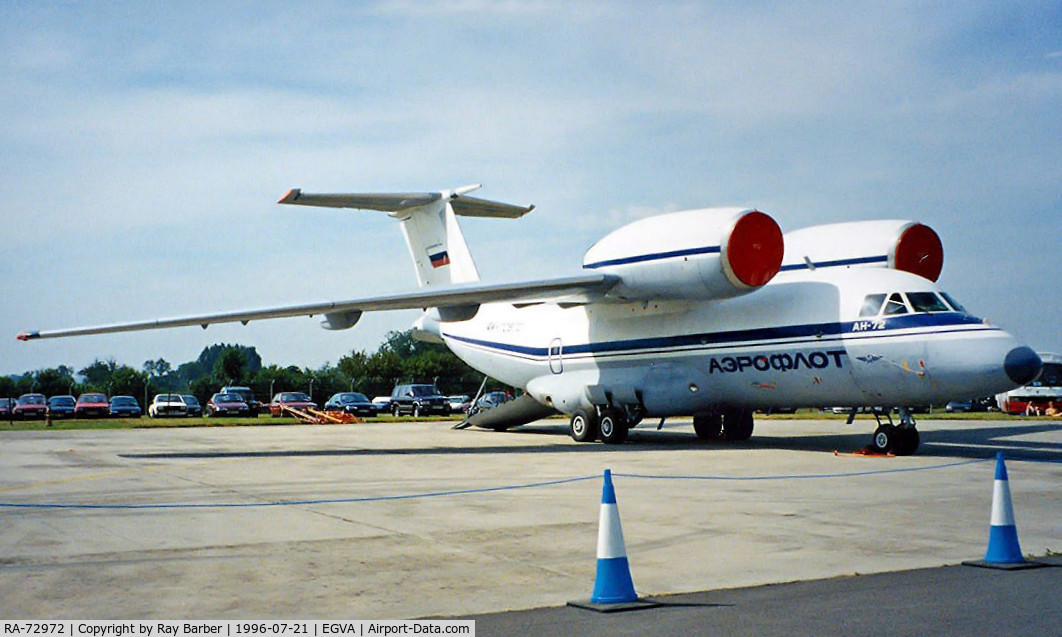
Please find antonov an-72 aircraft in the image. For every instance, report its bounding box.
[19,185,1042,455]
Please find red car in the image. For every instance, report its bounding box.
[269,392,317,417]
[75,393,110,418]
[206,392,253,417]
[13,394,48,420]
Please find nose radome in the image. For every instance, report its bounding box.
[1005,347,1042,386]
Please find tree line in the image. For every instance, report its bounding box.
[1,330,500,407]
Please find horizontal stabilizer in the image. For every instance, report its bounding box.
[450,195,534,218]
[457,394,557,431]
[278,187,534,219]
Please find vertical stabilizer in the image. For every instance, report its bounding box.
[277,185,534,288]
[397,196,480,286]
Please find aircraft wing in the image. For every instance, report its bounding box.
[16,274,617,341]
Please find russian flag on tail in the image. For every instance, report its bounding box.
[429,250,450,268]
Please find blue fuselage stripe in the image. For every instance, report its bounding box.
[583,245,721,270]
[780,255,889,272]
[443,313,988,359]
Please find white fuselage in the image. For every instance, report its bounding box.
[437,267,1030,417]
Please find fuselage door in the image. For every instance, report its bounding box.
[548,338,563,374]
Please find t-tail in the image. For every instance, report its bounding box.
[277,184,534,288]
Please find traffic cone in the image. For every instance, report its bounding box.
[964,452,1044,570]
[568,469,659,612]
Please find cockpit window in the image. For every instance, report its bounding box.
[859,294,886,317]
[940,292,966,313]
[883,293,908,315]
[907,292,950,313]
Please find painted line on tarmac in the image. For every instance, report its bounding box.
[0,457,993,510]
[0,474,601,510]
[615,456,993,482]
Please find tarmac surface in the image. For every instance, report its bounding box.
[1,416,1060,629]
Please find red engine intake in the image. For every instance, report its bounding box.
[892,223,943,282]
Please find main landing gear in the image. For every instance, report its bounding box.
[692,408,754,442]
[869,409,920,456]
[569,406,757,445]
[568,406,636,445]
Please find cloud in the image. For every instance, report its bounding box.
[2,1,1061,376]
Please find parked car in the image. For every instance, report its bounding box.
[473,391,511,411]
[757,406,798,415]
[207,392,253,417]
[389,384,451,417]
[269,392,317,417]
[220,386,261,416]
[13,394,48,420]
[109,396,142,418]
[47,395,77,419]
[946,397,993,413]
[448,395,471,413]
[149,393,188,418]
[74,393,110,418]
[182,394,203,417]
[0,398,12,419]
[372,396,392,412]
[324,392,378,417]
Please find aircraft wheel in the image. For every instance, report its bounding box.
[871,424,896,454]
[894,428,920,456]
[722,409,754,441]
[599,411,629,445]
[569,408,598,443]
[693,413,723,440]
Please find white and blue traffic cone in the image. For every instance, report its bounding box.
[569,469,659,611]
[964,452,1043,570]
[591,469,638,604]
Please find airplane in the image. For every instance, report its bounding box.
[18,185,1043,455]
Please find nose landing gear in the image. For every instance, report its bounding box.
[869,409,920,455]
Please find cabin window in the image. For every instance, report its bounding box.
[858,294,885,317]
[907,292,950,313]
[883,293,909,315]
[941,292,967,313]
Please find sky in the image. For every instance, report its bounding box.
[2,1,1061,378]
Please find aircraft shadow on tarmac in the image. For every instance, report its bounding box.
[915,421,1062,462]
[515,419,1062,463]
[120,420,1062,464]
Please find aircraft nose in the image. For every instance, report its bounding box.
[1005,346,1042,386]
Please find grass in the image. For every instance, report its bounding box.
[0,413,464,431]
[0,408,1056,432]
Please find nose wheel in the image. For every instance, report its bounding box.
[869,410,920,455]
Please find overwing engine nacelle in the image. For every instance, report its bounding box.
[582,207,785,301]
[783,220,944,281]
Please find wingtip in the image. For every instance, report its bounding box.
[16,331,39,342]
[277,188,301,204]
